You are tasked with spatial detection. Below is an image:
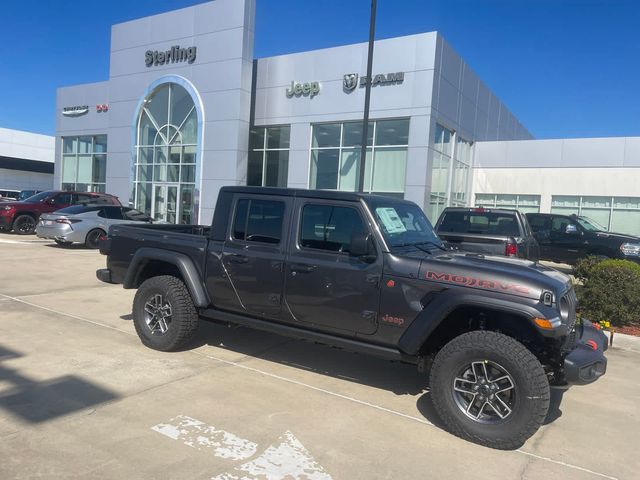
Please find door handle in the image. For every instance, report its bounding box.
[290,263,318,273]
[228,254,249,264]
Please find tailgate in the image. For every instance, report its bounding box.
[438,232,511,256]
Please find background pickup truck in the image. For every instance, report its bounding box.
[526,212,640,264]
[434,207,540,261]
[97,187,606,450]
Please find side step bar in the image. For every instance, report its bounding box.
[199,308,417,364]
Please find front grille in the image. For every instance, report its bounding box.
[562,288,578,351]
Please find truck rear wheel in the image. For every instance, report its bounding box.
[132,275,199,351]
[429,330,550,450]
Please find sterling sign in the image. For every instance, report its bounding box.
[145,45,197,67]
[343,72,404,91]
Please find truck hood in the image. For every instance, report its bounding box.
[593,231,640,244]
[408,251,571,302]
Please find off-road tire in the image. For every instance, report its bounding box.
[132,275,199,351]
[430,330,550,450]
[85,228,106,249]
[13,214,37,235]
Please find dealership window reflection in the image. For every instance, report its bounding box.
[61,135,107,192]
[309,119,409,198]
[475,194,541,214]
[248,126,290,187]
[133,82,197,224]
[551,195,640,236]
[429,123,473,222]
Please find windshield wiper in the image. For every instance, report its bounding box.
[414,240,447,252]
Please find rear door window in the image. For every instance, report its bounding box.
[438,211,520,236]
[99,207,124,219]
[122,208,150,222]
[51,193,73,206]
[232,198,285,244]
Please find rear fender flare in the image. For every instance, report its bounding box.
[123,247,210,307]
[398,290,550,355]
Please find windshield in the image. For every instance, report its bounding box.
[21,191,53,203]
[576,216,607,232]
[18,190,39,201]
[366,198,442,248]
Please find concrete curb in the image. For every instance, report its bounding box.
[603,330,640,353]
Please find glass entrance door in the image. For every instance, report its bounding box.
[152,184,179,223]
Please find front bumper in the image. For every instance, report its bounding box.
[563,320,608,385]
[0,215,12,230]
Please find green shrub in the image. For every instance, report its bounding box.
[576,259,640,327]
[573,256,603,283]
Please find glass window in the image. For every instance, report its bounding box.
[247,126,291,187]
[434,124,453,155]
[310,150,340,190]
[375,119,410,146]
[100,207,123,220]
[134,83,199,224]
[267,126,291,149]
[551,216,575,233]
[61,136,108,192]
[438,211,520,236]
[342,122,373,147]
[474,194,540,214]
[122,208,150,222]
[310,119,409,197]
[300,204,365,253]
[312,123,341,148]
[52,193,72,206]
[233,199,284,244]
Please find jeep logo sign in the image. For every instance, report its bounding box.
[285,80,320,98]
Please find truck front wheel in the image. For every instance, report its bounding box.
[429,330,550,450]
[132,275,199,351]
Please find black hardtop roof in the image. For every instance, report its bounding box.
[443,206,521,214]
[219,186,414,204]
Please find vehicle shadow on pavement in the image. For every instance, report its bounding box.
[189,321,429,396]
[43,242,89,250]
[180,321,568,429]
[0,344,119,424]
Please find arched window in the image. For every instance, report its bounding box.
[133,82,198,224]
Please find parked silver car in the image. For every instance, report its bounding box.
[36,205,152,248]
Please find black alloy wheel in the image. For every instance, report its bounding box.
[13,215,37,235]
[85,229,105,249]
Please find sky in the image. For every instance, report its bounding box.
[0,0,638,139]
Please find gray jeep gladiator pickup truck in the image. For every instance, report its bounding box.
[97,187,607,449]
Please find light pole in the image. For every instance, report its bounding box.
[357,0,377,193]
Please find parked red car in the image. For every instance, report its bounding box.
[0,191,121,235]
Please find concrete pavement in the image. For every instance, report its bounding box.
[0,232,638,479]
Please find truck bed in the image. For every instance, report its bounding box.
[105,223,212,285]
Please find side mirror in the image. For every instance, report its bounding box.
[350,232,376,262]
[565,224,578,234]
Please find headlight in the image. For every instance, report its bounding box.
[620,242,640,257]
[559,296,569,322]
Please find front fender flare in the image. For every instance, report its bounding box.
[123,247,210,307]
[398,290,553,355]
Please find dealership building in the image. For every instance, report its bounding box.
[55,0,640,234]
